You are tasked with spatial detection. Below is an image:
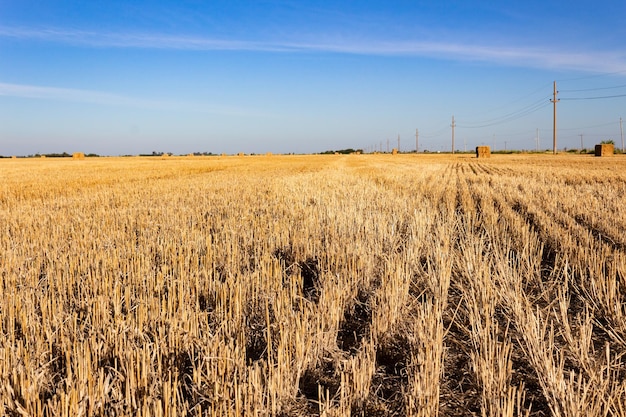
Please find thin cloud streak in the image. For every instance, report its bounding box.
[0,82,166,108]
[2,25,626,73]
[0,82,271,117]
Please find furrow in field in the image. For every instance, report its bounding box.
[464,171,626,417]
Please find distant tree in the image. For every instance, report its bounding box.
[601,139,615,145]
[320,148,362,155]
[43,152,71,157]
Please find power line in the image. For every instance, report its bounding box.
[465,81,553,120]
[557,69,626,82]
[420,125,449,138]
[458,98,550,128]
[560,93,626,100]
[560,83,626,92]
[558,121,617,131]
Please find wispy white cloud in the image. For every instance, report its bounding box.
[0,81,165,107]
[1,25,626,73]
[0,26,296,51]
[0,82,271,117]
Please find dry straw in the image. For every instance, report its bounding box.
[594,144,614,156]
[1,154,625,416]
[476,146,491,158]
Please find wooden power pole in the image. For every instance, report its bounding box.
[451,115,456,154]
[619,117,624,153]
[415,128,419,153]
[551,81,559,154]
[579,134,584,151]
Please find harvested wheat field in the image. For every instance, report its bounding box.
[1,154,626,416]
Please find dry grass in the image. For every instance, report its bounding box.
[1,153,626,416]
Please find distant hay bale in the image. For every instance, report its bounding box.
[41,155,46,159]
[238,152,245,157]
[72,152,85,159]
[11,155,17,159]
[392,148,398,155]
[595,144,614,157]
[476,146,491,158]
[161,153,170,159]
[187,153,194,157]
[266,152,273,157]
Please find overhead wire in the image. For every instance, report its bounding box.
[457,97,551,128]
[378,77,623,150]
[559,121,618,131]
[556,69,626,82]
[560,93,626,100]
[560,83,626,92]
[420,125,450,138]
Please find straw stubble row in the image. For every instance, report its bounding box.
[1,154,626,416]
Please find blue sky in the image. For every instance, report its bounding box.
[1,1,626,155]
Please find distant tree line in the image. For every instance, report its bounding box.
[320,148,363,155]
[21,152,101,158]
[138,151,217,156]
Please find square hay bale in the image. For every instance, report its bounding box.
[595,144,614,157]
[72,152,85,159]
[392,148,398,155]
[476,146,491,158]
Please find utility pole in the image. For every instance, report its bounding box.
[397,134,400,153]
[493,134,496,151]
[619,117,624,153]
[451,115,456,154]
[551,81,559,154]
[536,128,539,152]
[387,138,390,153]
[415,128,419,153]
[504,141,508,151]
[464,139,467,152]
[579,134,584,151]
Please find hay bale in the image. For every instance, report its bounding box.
[72,152,85,159]
[266,152,273,157]
[238,152,245,157]
[41,155,46,158]
[476,146,491,158]
[595,144,614,157]
[392,148,398,155]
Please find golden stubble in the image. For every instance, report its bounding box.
[1,153,625,416]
